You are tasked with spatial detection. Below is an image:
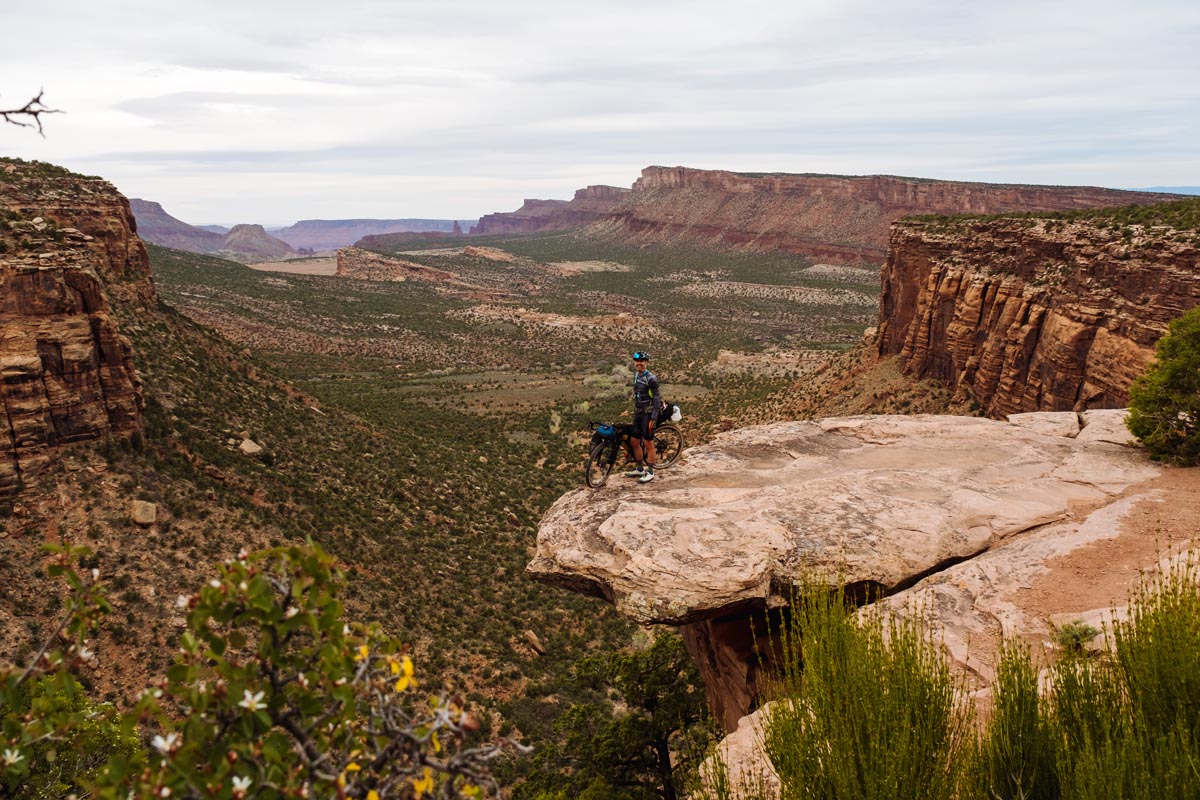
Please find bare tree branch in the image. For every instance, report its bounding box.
[1,89,61,136]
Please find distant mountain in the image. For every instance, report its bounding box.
[221,224,298,260]
[1135,186,1200,195]
[196,224,230,234]
[130,199,225,252]
[130,199,296,262]
[271,219,476,251]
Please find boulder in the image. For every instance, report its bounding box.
[239,438,264,456]
[131,500,157,527]
[1077,408,1138,446]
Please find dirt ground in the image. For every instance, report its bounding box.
[247,256,338,275]
[1016,465,1200,619]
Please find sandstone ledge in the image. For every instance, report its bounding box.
[528,414,1156,626]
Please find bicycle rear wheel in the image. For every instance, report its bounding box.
[654,425,684,468]
[585,441,617,488]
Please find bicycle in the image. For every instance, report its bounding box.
[584,415,685,488]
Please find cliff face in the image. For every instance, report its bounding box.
[1,160,149,495]
[586,166,1181,264]
[878,214,1200,417]
[469,185,629,235]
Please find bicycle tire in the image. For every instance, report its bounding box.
[654,425,684,468]
[585,441,617,488]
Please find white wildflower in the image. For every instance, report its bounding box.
[209,579,221,589]
[2,748,23,766]
[151,733,180,754]
[238,689,266,712]
[232,775,252,797]
[176,595,189,609]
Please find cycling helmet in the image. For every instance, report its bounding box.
[631,351,650,361]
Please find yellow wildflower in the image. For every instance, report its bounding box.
[393,656,415,692]
[368,792,380,800]
[355,645,370,662]
[411,768,434,797]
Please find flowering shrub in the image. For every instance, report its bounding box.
[2,543,518,799]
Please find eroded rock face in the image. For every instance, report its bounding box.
[1,160,148,495]
[469,185,629,235]
[585,167,1179,264]
[528,414,1158,729]
[877,216,1200,417]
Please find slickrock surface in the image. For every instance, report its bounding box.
[878,216,1200,416]
[1,160,148,495]
[584,166,1179,263]
[470,185,629,235]
[528,414,1160,730]
[530,415,1156,624]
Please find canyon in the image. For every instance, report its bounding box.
[878,209,1200,416]
[1,160,148,495]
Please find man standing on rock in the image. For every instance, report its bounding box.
[626,352,660,483]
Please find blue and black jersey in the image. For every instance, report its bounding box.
[633,369,660,413]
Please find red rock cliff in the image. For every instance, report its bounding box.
[587,166,1181,264]
[1,159,150,495]
[469,185,629,235]
[877,210,1200,417]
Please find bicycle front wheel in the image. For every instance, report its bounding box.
[585,441,617,488]
[654,425,684,468]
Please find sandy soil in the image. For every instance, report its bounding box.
[1016,466,1200,618]
[248,256,338,275]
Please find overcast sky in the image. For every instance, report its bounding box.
[3,0,1198,225]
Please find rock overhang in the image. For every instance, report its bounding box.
[527,413,1157,626]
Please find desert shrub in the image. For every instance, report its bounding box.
[969,641,1059,800]
[963,554,1200,800]
[1127,306,1200,464]
[1,543,516,799]
[760,589,967,800]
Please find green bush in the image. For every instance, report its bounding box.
[1127,306,1200,464]
[760,589,968,800]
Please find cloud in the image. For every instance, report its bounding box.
[2,0,1197,222]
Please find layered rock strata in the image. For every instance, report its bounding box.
[877,215,1200,417]
[528,414,1158,731]
[470,185,629,235]
[1,160,149,494]
[585,166,1180,264]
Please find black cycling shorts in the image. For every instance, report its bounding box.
[633,411,656,440]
